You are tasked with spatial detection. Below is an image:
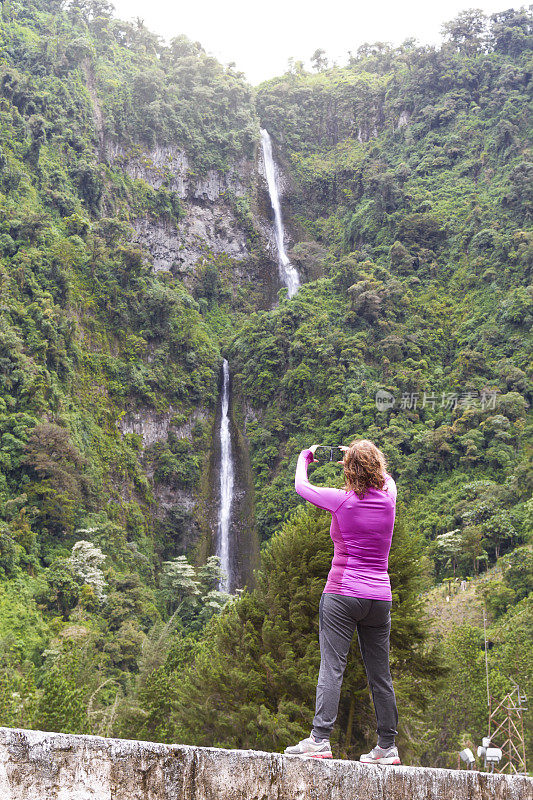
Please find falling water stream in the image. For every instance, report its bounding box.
[216,358,234,592]
[215,131,298,592]
[260,128,300,298]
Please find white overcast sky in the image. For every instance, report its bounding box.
[110,1,516,85]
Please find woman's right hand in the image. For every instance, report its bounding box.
[308,444,319,461]
[337,445,348,463]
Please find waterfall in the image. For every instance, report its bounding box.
[216,358,234,592]
[210,131,297,593]
[260,128,300,298]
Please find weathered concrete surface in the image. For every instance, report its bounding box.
[0,728,531,800]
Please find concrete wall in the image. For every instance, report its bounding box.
[0,727,531,800]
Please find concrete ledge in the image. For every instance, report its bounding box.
[0,727,531,800]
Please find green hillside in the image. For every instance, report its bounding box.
[0,1,530,770]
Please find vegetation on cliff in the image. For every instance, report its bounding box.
[0,0,530,769]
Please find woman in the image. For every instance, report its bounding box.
[284,439,400,764]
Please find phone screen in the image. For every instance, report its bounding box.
[314,446,337,462]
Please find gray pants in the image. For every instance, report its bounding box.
[312,592,398,748]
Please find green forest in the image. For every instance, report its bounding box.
[0,0,531,771]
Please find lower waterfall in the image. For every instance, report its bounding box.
[216,358,234,592]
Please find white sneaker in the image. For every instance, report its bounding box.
[284,734,333,758]
[360,744,401,765]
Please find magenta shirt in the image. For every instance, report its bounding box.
[294,448,397,600]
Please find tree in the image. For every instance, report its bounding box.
[160,555,200,617]
[490,8,533,56]
[500,546,533,602]
[196,555,225,596]
[311,49,329,72]
[286,58,306,77]
[69,540,107,604]
[481,511,517,560]
[71,161,104,211]
[0,652,37,729]
[27,115,46,167]
[35,649,88,734]
[432,529,462,578]
[159,555,229,630]
[442,10,488,55]
[23,423,91,536]
[62,1,114,22]
[113,626,199,742]
[461,526,487,574]
[37,559,82,619]
[65,37,95,66]
[105,573,160,634]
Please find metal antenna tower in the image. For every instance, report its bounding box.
[482,605,528,774]
[488,682,528,775]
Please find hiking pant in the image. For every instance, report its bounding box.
[311,592,398,748]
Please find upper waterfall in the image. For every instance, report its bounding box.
[216,358,234,592]
[260,128,300,298]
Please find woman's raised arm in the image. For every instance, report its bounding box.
[295,448,348,512]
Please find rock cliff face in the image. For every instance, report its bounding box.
[105,141,250,200]
[118,407,209,526]
[103,139,280,296]
[0,728,531,800]
[97,136,263,560]
[101,132,301,570]
[84,49,308,572]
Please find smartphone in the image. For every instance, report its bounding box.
[313,445,343,462]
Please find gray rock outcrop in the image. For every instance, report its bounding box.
[103,142,257,286]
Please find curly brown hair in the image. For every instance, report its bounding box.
[342,439,389,498]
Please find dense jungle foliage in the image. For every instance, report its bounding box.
[0,0,530,770]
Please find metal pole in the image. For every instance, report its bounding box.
[508,701,512,774]
[483,605,490,712]
[520,695,527,774]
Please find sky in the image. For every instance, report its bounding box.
[111,1,513,85]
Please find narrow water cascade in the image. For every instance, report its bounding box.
[260,128,300,298]
[211,129,297,592]
[216,358,234,592]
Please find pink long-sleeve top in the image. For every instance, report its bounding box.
[295,448,397,600]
